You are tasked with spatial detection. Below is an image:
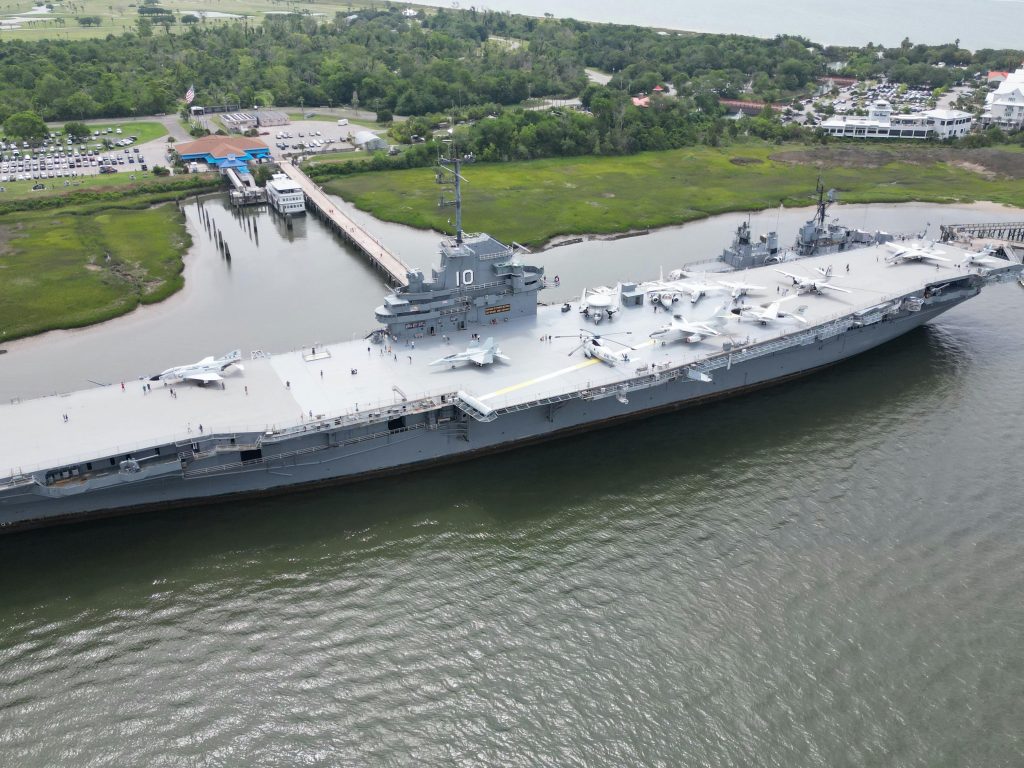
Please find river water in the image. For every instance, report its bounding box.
[410,0,1024,50]
[2,196,1024,765]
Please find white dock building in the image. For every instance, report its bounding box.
[266,173,306,216]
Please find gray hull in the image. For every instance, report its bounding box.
[0,300,958,531]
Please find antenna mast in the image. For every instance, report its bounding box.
[436,140,467,244]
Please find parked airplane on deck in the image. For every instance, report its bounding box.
[151,350,245,384]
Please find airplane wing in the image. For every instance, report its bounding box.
[430,353,465,366]
[774,269,800,281]
[779,311,809,324]
[185,371,224,383]
[763,295,798,308]
[820,282,852,294]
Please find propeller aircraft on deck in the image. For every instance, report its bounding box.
[151,349,245,384]
[716,279,766,298]
[774,266,851,295]
[430,337,510,369]
[579,285,621,323]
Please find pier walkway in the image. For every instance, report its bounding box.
[225,168,266,207]
[941,221,1024,246]
[277,161,410,287]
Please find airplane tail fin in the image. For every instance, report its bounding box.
[709,303,732,327]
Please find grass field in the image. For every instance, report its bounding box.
[323,143,1024,246]
[302,151,373,167]
[0,170,217,202]
[69,121,168,145]
[0,203,191,340]
[286,112,344,123]
[0,0,402,41]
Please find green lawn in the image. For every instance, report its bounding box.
[0,171,217,201]
[74,121,168,144]
[323,144,1024,246]
[287,113,346,123]
[302,151,374,168]
[0,0,403,41]
[0,204,191,341]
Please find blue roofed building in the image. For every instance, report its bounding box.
[174,135,271,167]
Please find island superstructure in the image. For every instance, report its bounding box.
[1,165,1020,531]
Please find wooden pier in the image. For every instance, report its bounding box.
[277,161,410,287]
[940,221,1024,245]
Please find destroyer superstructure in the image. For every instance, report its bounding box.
[1,166,1020,531]
[720,182,904,269]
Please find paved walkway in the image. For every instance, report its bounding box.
[277,161,410,287]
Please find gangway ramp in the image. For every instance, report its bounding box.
[277,161,410,287]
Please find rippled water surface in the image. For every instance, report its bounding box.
[2,202,1024,765]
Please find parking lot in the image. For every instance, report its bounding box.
[0,115,386,190]
[0,126,174,188]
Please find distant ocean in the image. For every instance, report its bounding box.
[410,0,1024,51]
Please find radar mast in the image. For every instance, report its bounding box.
[436,139,468,245]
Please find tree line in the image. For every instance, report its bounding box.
[1,6,1019,128]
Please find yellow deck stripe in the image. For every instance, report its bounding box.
[479,339,656,401]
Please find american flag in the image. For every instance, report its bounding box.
[184,84,195,105]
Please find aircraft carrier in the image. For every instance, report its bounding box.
[1,166,1020,531]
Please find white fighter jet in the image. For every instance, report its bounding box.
[885,241,951,265]
[430,337,510,368]
[650,315,721,345]
[959,247,1002,269]
[774,266,851,295]
[151,349,244,384]
[734,296,808,326]
[646,274,723,306]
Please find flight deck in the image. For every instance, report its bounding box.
[1,241,1002,479]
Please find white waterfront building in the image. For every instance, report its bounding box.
[982,66,1024,132]
[266,173,306,216]
[821,100,972,139]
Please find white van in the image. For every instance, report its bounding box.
[337,118,349,126]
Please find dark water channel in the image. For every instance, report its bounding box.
[1,197,1023,766]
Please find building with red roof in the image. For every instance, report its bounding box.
[174,135,271,165]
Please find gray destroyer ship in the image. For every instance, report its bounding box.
[1,163,1020,531]
[720,182,901,269]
